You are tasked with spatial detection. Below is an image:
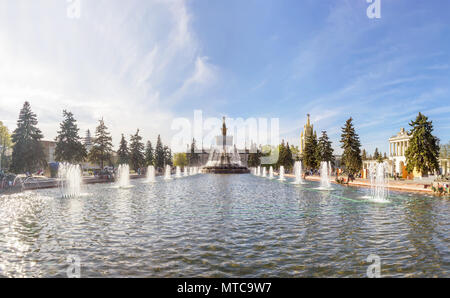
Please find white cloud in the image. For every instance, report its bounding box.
[0,0,217,148]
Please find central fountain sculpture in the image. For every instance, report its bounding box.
[203,117,250,174]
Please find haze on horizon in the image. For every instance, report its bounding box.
[0,0,449,154]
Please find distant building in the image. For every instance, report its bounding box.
[299,114,316,156]
[388,128,411,176]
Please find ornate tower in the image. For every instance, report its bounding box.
[300,114,315,155]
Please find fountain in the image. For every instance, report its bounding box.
[279,166,286,181]
[292,161,305,185]
[269,166,274,179]
[58,163,82,198]
[176,166,182,178]
[262,167,267,178]
[203,117,249,174]
[146,165,156,182]
[116,164,131,188]
[317,161,332,190]
[164,165,172,180]
[256,166,261,176]
[184,167,189,177]
[368,162,389,202]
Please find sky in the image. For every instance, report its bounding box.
[0,0,449,154]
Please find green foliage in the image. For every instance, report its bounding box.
[405,113,440,175]
[303,133,319,170]
[155,135,165,169]
[145,141,154,166]
[248,149,261,167]
[373,148,380,161]
[188,138,200,166]
[0,121,12,170]
[117,134,130,165]
[340,117,362,177]
[129,129,145,172]
[362,149,367,161]
[440,141,450,159]
[317,131,335,166]
[88,119,113,169]
[55,110,87,164]
[164,145,173,166]
[276,140,294,171]
[10,102,46,173]
[173,153,188,167]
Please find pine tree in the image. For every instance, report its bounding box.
[188,138,199,166]
[10,102,46,173]
[303,133,319,171]
[284,142,294,171]
[373,148,380,161]
[383,152,387,160]
[145,141,154,166]
[317,131,335,166]
[276,140,286,170]
[405,113,440,175]
[155,135,165,170]
[362,149,367,161]
[117,134,130,165]
[340,118,362,180]
[88,119,113,169]
[164,146,173,166]
[55,110,87,164]
[129,129,145,172]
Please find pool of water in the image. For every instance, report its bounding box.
[0,174,448,277]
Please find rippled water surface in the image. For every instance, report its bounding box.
[0,174,448,277]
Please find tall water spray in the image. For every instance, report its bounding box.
[262,167,267,178]
[146,165,156,182]
[269,166,274,179]
[319,161,332,190]
[164,165,172,180]
[256,166,261,176]
[369,162,389,202]
[58,163,82,198]
[279,166,286,181]
[293,161,304,184]
[184,167,189,177]
[176,166,181,178]
[116,164,131,188]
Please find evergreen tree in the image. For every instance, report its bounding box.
[317,131,335,166]
[129,129,145,172]
[117,134,130,165]
[373,148,380,161]
[55,110,87,164]
[155,135,165,169]
[188,138,199,166]
[284,142,294,171]
[164,146,173,166]
[88,119,113,169]
[10,102,46,173]
[405,113,440,175]
[383,152,387,160]
[362,149,367,161]
[276,140,286,170]
[145,141,154,166]
[303,133,319,171]
[340,117,362,180]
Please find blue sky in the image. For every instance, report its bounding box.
[0,0,449,154]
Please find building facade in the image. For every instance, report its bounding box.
[388,128,411,176]
[299,114,316,156]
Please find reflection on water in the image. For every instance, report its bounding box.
[0,175,448,277]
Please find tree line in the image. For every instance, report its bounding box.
[4,102,444,178]
[7,102,174,174]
